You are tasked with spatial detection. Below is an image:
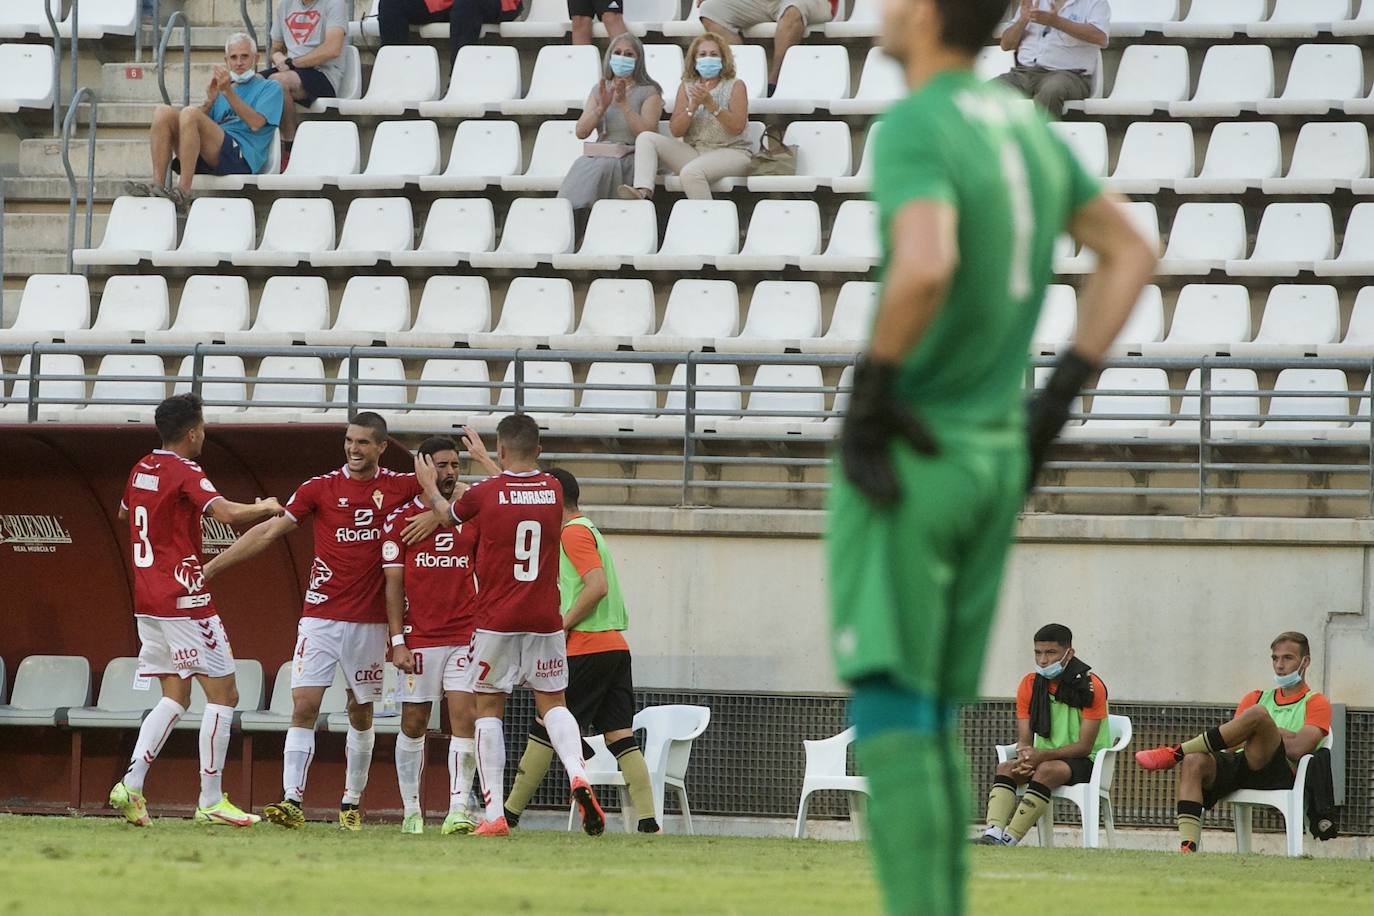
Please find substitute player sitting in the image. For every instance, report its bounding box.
[416,414,606,837]
[1135,631,1332,853]
[979,623,1109,846]
[110,393,284,828]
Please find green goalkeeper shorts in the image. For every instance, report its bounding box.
[827,429,1026,703]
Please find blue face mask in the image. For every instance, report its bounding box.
[1274,668,1304,689]
[1035,650,1069,680]
[229,69,256,85]
[695,55,723,78]
[609,54,636,78]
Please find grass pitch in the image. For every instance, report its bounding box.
[0,814,1369,916]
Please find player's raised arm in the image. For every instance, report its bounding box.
[206,495,286,528]
[462,425,503,477]
[203,513,297,581]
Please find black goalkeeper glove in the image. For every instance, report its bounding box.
[839,358,939,507]
[1025,348,1095,490]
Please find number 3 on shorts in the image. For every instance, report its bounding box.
[514,520,540,581]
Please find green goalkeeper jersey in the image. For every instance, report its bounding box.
[872,68,1101,433]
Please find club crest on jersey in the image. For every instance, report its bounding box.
[173,555,206,594]
[371,489,384,509]
[382,541,400,562]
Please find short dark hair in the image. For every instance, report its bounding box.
[347,411,388,443]
[1271,631,1311,657]
[933,0,1006,54]
[496,413,540,460]
[547,467,579,508]
[155,393,204,443]
[417,436,459,460]
[1034,623,1073,647]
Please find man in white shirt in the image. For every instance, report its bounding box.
[995,0,1109,116]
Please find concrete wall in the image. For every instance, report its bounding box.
[596,509,1374,708]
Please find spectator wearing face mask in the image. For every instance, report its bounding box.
[618,32,750,202]
[558,35,665,214]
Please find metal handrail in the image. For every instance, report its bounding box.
[59,87,98,275]
[240,0,259,48]
[157,11,192,107]
[44,0,62,136]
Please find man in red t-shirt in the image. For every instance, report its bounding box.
[204,411,435,831]
[416,414,605,838]
[109,394,284,829]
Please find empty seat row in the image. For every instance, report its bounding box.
[1111,0,1374,38]
[0,43,54,113]
[0,0,137,39]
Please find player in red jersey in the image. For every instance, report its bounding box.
[416,414,605,838]
[108,393,284,828]
[204,411,435,831]
[382,432,499,836]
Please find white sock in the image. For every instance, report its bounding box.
[543,706,588,784]
[474,717,506,821]
[282,726,315,803]
[124,697,185,791]
[197,703,234,809]
[342,726,375,806]
[395,732,426,817]
[983,825,1007,840]
[448,736,477,814]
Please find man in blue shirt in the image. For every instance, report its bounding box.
[129,33,284,210]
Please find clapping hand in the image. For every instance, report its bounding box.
[1028,7,1059,26]
[611,77,629,105]
[687,83,711,111]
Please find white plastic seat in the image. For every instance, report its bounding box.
[1141,285,1252,358]
[306,44,362,115]
[1173,122,1281,194]
[501,120,584,192]
[632,279,739,351]
[256,121,360,191]
[830,121,879,194]
[718,282,823,353]
[419,121,522,192]
[409,359,495,427]
[1222,735,1335,857]
[494,361,575,417]
[240,664,347,731]
[751,46,849,114]
[1168,45,1274,117]
[712,364,826,435]
[230,198,336,267]
[308,276,412,346]
[1106,122,1194,194]
[549,279,657,350]
[1111,284,1166,352]
[549,361,659,434]
[632,362,742,433]
[1049,121,1107,178]
[725,45,769,101]
[1314,202,1374,276]
[173,660,265,730]
[1266,122,1369,195]
[0,43,55,111]
[1319,287,1374,357]
[632,705,711,832]
[310,198,415,268]
[390,198,496,268]
[1231,285,1340,358]
[747,121,852,192]
[77,354,167,422]
[716,201,821,271]
[46,0,136,37]
[1251,0,1353,36]
[974,46,1015,81]
[470,198,574,269]
[0,354,86,420]
[71,197,177,266]
[224,276,331,346]
[173,354,248,415]
[660,0,704,36]
[147,275,251,345]
[63,658,158,729]
[149,197,255,268]
[1257,43,1363,114]
[801,281,876,354]
[1031,285,1078,354]
[1078,45,1189,115]
[825,0,878,36]
[1162,0,1265,37]
[247,356,328,417]
[1108,0,1179,36]
[644,44,683,111]
[1149,368,1261,439]
[1225,204,1334,277]
[1240,369,1351,440]
[336,120,441,190]
[499,0,571,36]
[563,735,635,832]
[830,47,902,115]
[1064,368,1171,439]
[327,358,409,415]
[1057,202,1160,274]
[501,45,600,115]
[634,200,739,271]
[794,727,869,839]
[0,655,89,727]
[0,2,60,40]
[419,45,522,117]
[1333,0,1374,34]
[0,275,89,343]
[659,120,764,193]
[552,199,658,270]
[388,276,492,347]
[610,0,681,34]
[333,45,440,115]
[469,277,576,349]
[799,200,879,273]
[1158,204,1248,275]
[66,276,170,345]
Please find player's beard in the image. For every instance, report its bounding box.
[438,479,456,500]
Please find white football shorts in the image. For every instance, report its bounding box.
[135,615,236,680]
[459,630,569,694]
[398,644,469,703]
[290,618,387,705]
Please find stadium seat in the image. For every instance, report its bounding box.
[794,727,869,839]
[42,0,135,37]
[0,274,89,343]
[65,657,159,729]
[551,361,660,434]
[1250,0,1355,37]
[1173,122,1281,194]
[1032,285,1078,354]
[240,663,348,731]
[799,200,879,274]
[256,121,360,190]
[751,46,849,114]
[470,197,575,269]
[549,278,658,350]
[552,199,659,270]
[660,0,704,36]
[564,735,636,832]
[0,354,86,420]
[830,47,902,116]
[1256,43,1363,114]
[502,45,600,115]
[801,281,877,354]
[333,45,440,115]
[247,356,328,417]
[633,705,710,833]
[1222,734,1334,857]
[710,364,826,436]
[1230,285,1340,358]
[1318,287,1374,357]
[390,199,496,268]
[0,1,59,39]
[1225,203,1334,276]
[726,45,769,101]
[632,279,738,351]
[173,660,266,730]
[1264,122,1369,194]
[634,201,739,271]
[500,0,571,36]
[747,121,852,192]
[224,276,331,346]
[1076,45,1189,115]
[327,358,410,416]
[1065,368,1171,439]
[149,197,255,268]
[66,276,170,345]
[1314,202,1374,275]
[495,360,576,417]
[1141,285,1252,358]
[419,46,522,117]
[1108,286,1166,354]
[501,120,584,192]
[307,45,362,115]
[830,121,879,195]
[172,354,249,415]
[1050,121,1108,177]
[469,276,576,349]
[1106,122,1194,194]
[419,121,522,192]
[1057,202,1160,274]
[1162,0,1266,37]
[230,199,336,267]
[76,354,166,422]
[309,276,412,346]
[1150,368,1262,439]
[336,120,442,189]
[0,655,90,727]
[658,121,764,193]
[825,0,878,36]
[410,359,494,426]
[1241,369,1351,439]
[1333,0,1374,34]
[974,46,1015,81]
[645,44,684,112]
[717,281,823,353]
[1168,45,1274,117]
[716,201,821,272]
[0,43,55,111]
[71,196,177,266]
[147,275,251,345]
[387,276,493,348]
[1157,203,1249,275]
[613,0,682,34]
[310,198,415,268]
[1108,0,1180,36]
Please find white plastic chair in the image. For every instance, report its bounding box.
[225,276,330,345]
[1266,122,1369,195]
[1315,201,1374,276]
[716,201,822,271]
[66,657,163,730]
[310,198,415,268]
[549,279,657,350]
[420,46,522,117]
[240,664,348,732]
[419,121,522,191]
[149,275,251,345]
[565,735,636,831]
[799,200,879,273]
[79,354,167,421]
[831,121,880,194]
[410,360,494,424]
[1225,203,1334,277]
[391,199,496,268]
[306,44,362,115]
[336,120,441,190]
[173,354,248,415]
[1319,286,1374,357]
[502,45,600,115]
[801,280,877,354]
[335,45,440,116]
[1245,368,1351,437]
[172,659,265,730]
[1150,368,1261,438]
[230,198,336,267]
[632,279,739,350]
[248,356,328,416]
[752,45,849,114]
[494,361,575,417]
[830,47,902,115]
[1168,45,1274,117]
[1050,121,1108,178]
[1066,368,1171,437]
[825,0,879,36]
[552,199,659,270]
[310,276,412,346]
[470,277,576,349]
[644,43,683,111]
[1057,201,1160,275]
[1231,285,1340,357]
[0,354,86,420]
[0,655,90,727]
[1162,0,1266,37]
[1222,734,1337,857]
[1079,44,1189,114]
[256,121,360,191]
[0,274,89,343]
[794,726,869,838]
[713,364,827,435]
[328,358,409,414]
[388,276,492,348]
[747,121,852,192]
[1141,285,1252,358]
[1251,0,1353,36]
[975,45,1015,81]
[660,0,704,35]
[635,704,710,833]
[549,361,660,434]
[470,198,574,269]
[0,1,61,40]
[1109,285,1166,353]
[1107,122,1194,194]
[1332,0,1374,34]
[1108,0,1180,36]
[1032,285,1078,354]
[718,281,822,353]
[48,0,136,37]
[634,201,739,271]
[500,0,571,37]
[1258,43,1363,114]
[150,197,255,268]
[0,43,55,111]
[1174,122,1281,194]
[71,197,177,266]
[67,276,170,345]
[1158,204,1249,275]
[501,120,584,192]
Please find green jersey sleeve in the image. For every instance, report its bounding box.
[874,105,955,209]
[1049,129,1102,215]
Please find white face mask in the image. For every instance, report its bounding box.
[1034,650,1070,680]
[230,69,256,85]
[1274,666,1304,689]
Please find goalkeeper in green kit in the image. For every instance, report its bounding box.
[827,1,1157,914]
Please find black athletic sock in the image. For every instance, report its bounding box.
[503,806,521,827]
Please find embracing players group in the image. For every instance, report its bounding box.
[112,395,654,837]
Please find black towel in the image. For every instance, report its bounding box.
[1304,747,1340,840]
[1029,656,1097,740]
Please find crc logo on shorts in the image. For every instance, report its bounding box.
[382,541,400,562]
[172,647,200,670]
[534,657,565,680]
[173,555,206,594]
[355,663,385,683]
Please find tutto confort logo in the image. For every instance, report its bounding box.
[0,514,73,554]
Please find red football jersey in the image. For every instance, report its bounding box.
[451,470,563,634]
[121,449,224,620]
[284,466,421,623]
[381,496,479,648]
